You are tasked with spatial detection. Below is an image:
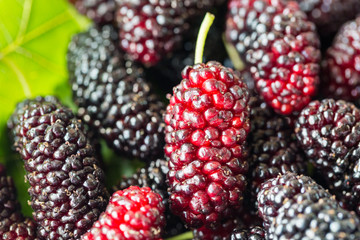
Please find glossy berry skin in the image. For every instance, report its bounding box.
[71,0,116,24]
[2,219,37,240]
[0,164,37,240]
[257,172,332,229]
[230,226,266,240]
[7,96,109,240]
[68,25,165,160]
[113,159,186,237]
[295,99,360,215]
[115,0,224,65]
[225,0,320,115]
[115,0,185,65]
[248,94,306,199]
[165,61,250,229]
[269,198,360,240]
[322,17,360,102]
[82,186,165,240]
[284,0,360,38]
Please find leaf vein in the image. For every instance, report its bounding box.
[15,46,66,76]
[1,9,73,59]
[16,0,32,41]
[2,58,31,97]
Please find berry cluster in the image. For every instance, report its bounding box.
[4,0,360,239]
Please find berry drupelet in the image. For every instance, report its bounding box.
[82,186,165,240]
[0,164,37,240]
[165,13,250,229]
[322,17,360,102]
[67,25,165,160]
[295,99,360,215]
[7,96,109,240]
[248,94,306,200]
[71,0,116,24]
[115,0,224,65]
[269,198,360,240]
[257,172,332,229]
[225,0,321,115]
[113,159,186,237]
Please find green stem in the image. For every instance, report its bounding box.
[194,12,215,64]
[165,231,194,240]
[222,34,245,71]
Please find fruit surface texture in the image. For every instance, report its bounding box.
[82,186,165,240]
[165,61,250,228]
[8,96,109,239]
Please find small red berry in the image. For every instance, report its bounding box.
[82,186,165,240]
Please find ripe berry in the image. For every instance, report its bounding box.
[225,0,321,115]
[0,164,37,239]
[67,25,165,160]
[295,99,360,215]
[248,94,306,200]
[165,13,251,229]
[82,186,165,240]
[257,172,332,229]
[7,96,109,239]
[269,198,360,239]
[322,17,360,102]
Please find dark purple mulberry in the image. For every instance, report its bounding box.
[0,164,37,239]
[7,96,109,240]
[257,172,332,229]
[67,25,165,160]
[295,99,360,214]
[268,198,360,239]
[248,94,306,201]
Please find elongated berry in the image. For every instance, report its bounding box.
[67,25,165,160]
[7,96,109,239]
[165,60,251,228]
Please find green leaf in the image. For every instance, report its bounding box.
[0,0,90,216]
